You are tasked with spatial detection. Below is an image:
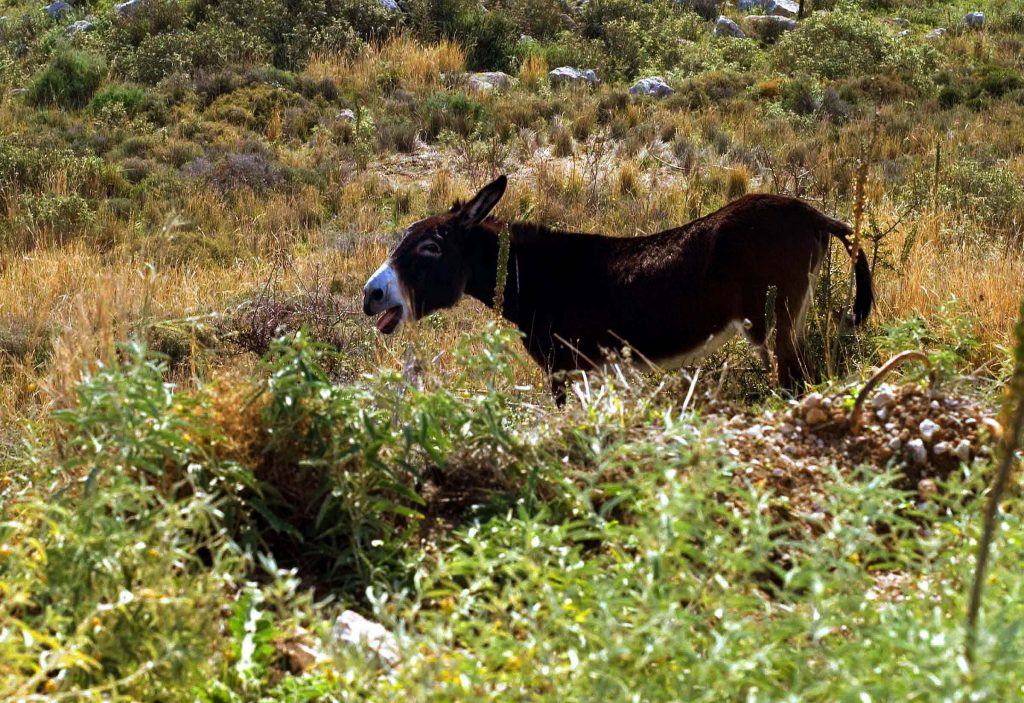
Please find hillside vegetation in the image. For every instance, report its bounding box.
[1,0,1024,699]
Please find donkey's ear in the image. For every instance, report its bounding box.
[456,175,507,228]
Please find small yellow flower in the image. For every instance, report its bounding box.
[43,680,58,693]
[26,382,38,393]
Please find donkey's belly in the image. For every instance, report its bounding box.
[647,320,744,371]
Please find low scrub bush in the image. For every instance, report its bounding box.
[26,49,106,108]
[772,7,939,93]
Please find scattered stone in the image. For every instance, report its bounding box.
[766,0,799,18]
[918,478,938,499]
[964,11,984,29]
[332,610,401,669]
[114,0,145,15]
[953,440,971,462]
[981,417,1003,438]
[744,14,798,39]
[805,407,828,426]
[465,71,515,93]
[629,76,674,97]
[737,0,762,10]
[926,27,947,39]
[933,441,950,456]
[379,0,401,10]
[919,419,940,443]
[802,392,823,408]
[897,29,910,38]
[337,109,356,122]
[44,0,71,20]
[64,18,94,35]
[887,436,902,452]
[890,17,910,28]
[714,16,746,38]
[906,438,927,465]
[549,66,599,88]
[872,391,896,411]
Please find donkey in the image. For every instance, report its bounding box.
[363,175,873,404]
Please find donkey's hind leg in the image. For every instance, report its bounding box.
[773,281,814,391]
[740,287,772,372]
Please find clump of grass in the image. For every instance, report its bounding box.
[519,53,549,92]
[26,49,106,109]
[615,161,641,198]
[551,120,574,157]
[726,165,750,199]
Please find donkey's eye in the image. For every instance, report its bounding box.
[418,241,442,257]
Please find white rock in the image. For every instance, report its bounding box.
[919,419,940,442]
[64,19,95,35]
[802,392,824,409]
[629,76,674,97]
[872,391,896,410]
[890,17,910,28]
[549,66,599,88]
[953,439,971,462]
[926,27,947,39]
[465,71,515,93]
[888,436,902,452]
[964,12,984,29]
[766,0,799,18]
[332,610,401,668]
[337,109,356,122]
[715,16,746,38]
[897,29,910,37]
[933,441,950,456]
[114,0,145,14]
[379,0,401,10]
[906,438,927,465]
[745,14,798,38]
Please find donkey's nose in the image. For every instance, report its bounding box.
[362,284,384,315]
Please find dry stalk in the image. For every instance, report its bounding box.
[966,299,1024,666]
[848,351,933,432]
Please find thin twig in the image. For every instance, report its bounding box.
[848,351,933,432]
[965,300,1024,666]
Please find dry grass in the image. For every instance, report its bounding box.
[307,36,466,97]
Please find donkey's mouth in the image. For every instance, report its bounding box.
[376,306,403,334]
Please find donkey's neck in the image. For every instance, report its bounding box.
[462,221,525,321]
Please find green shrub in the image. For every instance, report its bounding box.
[26,49,106,108]
[578,0,706,79]
[422,90,486,138]
[410,0,520,71]
[114,23,271,84]
[89,83,149,114]
[772,7,938,93]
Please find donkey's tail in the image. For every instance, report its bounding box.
[818,212,875,325]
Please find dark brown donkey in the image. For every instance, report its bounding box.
[363,175,873,404]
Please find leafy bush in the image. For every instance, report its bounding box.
[772,7,938,93]
[410,0,520,71]
[26,49,106,108]
[89,83,153,116]
[578,0,706,79]
[114,22,271,84]
[422,90,486,138]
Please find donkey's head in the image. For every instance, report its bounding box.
[363,175,507,334]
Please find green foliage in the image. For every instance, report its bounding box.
[410,0,520,71]
[26,48,107,108]
[772,7,939,93]
[89,83,151,115]
[422,90,486,138]
[578,0,706,79]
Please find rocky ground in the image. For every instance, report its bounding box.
[713,380,1000,516]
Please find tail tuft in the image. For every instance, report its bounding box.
[852,249,874,325]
